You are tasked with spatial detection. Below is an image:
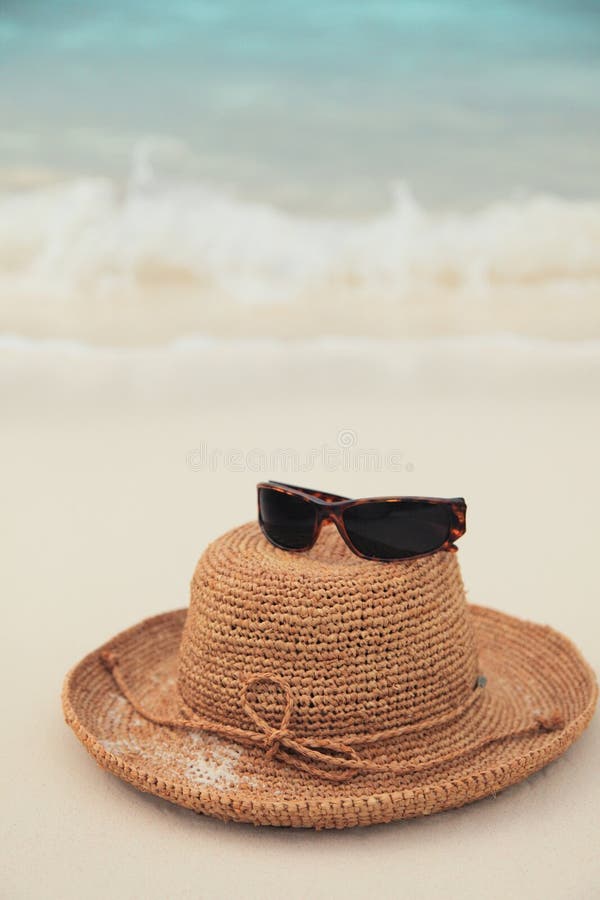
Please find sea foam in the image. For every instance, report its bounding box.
[1,160,599,343]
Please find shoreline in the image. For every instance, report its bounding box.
[2,173,599,344]
[3,332,599,420]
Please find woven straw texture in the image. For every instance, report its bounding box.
[62,522,597,829]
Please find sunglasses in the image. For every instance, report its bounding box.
[257,481,466,562]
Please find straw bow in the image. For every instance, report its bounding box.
[240,672,361,782]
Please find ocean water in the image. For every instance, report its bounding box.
[1,1,599,343]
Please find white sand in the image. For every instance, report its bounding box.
[2,336,599,899]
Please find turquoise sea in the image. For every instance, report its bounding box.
[3,0,600,210]
[0,1,599,341]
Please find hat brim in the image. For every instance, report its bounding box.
[62,604,597,829]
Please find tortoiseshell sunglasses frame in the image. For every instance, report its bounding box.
[257,481,467,562]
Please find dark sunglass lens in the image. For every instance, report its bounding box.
[258,488,317,550]
[343,501,450,560]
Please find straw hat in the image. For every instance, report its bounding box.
[62,522,597,829]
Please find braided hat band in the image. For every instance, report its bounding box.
[62,523,597,828]
[101,652,564,783]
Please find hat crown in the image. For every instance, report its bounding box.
[177,523,479,738]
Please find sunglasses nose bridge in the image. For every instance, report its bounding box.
[315,505,347,541]
[316,504,334,525]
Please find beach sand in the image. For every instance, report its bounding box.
[2,336,599,898]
